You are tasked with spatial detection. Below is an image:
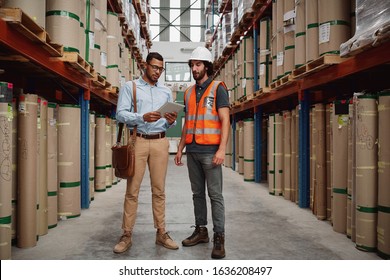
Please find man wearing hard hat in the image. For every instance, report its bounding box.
[175,46,230,259]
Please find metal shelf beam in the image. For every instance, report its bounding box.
[0,19,117,105]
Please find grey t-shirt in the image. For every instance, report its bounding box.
[185,77,230,153]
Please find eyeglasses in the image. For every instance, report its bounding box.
[148,63,165,73]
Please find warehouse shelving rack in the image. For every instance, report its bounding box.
[0,0,150,209]
[206,0,390,207]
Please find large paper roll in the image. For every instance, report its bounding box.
[347,102,354,238]
[305,0,319,62]
[105,118,112,189]
[378,91,390,258]
[37,98,48,236]
[17,94,38,248]
[355,94,378,252]
[243,119,254,181]
[11,98,17,240]
[276,0,284,78]
[326,104,333,220]
[46,0,81,54]
[238,122,244,175]
[271,1,277,82]
[3,0,46,29]
[47,103,58,229]
[268,115,275,194]
[283,111,291,200]
[57,105,81,220]
[283,0,295,76]
[95,115,106,192]
[111,118,117,187]
[259,17,272,88]
[0,101,12,259]
[274,113,283,196]
[313,104,327,220]
[89,112,95,201]
[332,101,349,234]
[291,107,298,203]
[318,0,351,56]
[294,0,306,68]
[224,125,233,168]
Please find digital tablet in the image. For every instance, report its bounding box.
[157,101,185,115]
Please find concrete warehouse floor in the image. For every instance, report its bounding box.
[11,155,381,260]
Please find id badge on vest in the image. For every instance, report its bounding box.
[203,96,214,109]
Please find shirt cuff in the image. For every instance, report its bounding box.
[166,120,177,129]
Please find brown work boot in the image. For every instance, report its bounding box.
[182,225,209,247]
[113,231,132,254]
[211,232,225,259]
[156,232,179,250]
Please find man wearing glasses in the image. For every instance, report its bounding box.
[114,52,179,254]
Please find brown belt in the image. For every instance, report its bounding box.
[135,132,165,139]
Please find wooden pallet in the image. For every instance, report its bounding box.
[279,74,293,87]
[222,43,237,57]
[0,8,45,42]
[0,8,63,57]
[109,86,119,95]
[253,87,270,97]
[245,93,255,101]
[42,39,63,57]
[238,9,255,30]
[252,0,268,10]
[230,28,240,44]
[57,52,95,78]
[270,74,293,90]
[238,95,247,103]
[218,0,232,13]
[232,100,241,107]
[133,0,146,23]
[292,54,348,79]
[92,73,108,88]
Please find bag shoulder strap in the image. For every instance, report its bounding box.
[117,81,137,143]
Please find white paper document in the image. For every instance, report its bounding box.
[157,102,185,115]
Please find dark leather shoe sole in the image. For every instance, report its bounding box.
[182,237,210,247]
[211,252,226,259]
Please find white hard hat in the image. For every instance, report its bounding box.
[189,46,213,63]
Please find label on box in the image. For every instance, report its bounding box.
[89,32,95,50]
[18,102,26,113]
[277,52,284,66]
[259,64,265,76]
[241,78,247,88]
[101,52,107,67]
[319,22,330,43]
[49,119,57,127]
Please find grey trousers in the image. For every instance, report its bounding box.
[186,152,225,233]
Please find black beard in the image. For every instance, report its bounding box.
[194,70,205,81]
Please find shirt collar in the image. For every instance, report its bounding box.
[196,77,212,90]
[139,76,159,87]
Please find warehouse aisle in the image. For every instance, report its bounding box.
[11,155,380,260]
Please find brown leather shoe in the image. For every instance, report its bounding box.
[211,232,225,259]
[182,226,209,247]
[113,231,132,254]
[156,232,179,250]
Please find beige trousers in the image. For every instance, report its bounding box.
[121,136,169,232]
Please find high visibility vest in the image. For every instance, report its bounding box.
[184,81,225,145]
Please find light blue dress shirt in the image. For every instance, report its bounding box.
[116,77,176,134]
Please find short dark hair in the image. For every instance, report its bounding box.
[146,52,163,63]
[188,60,214,77]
